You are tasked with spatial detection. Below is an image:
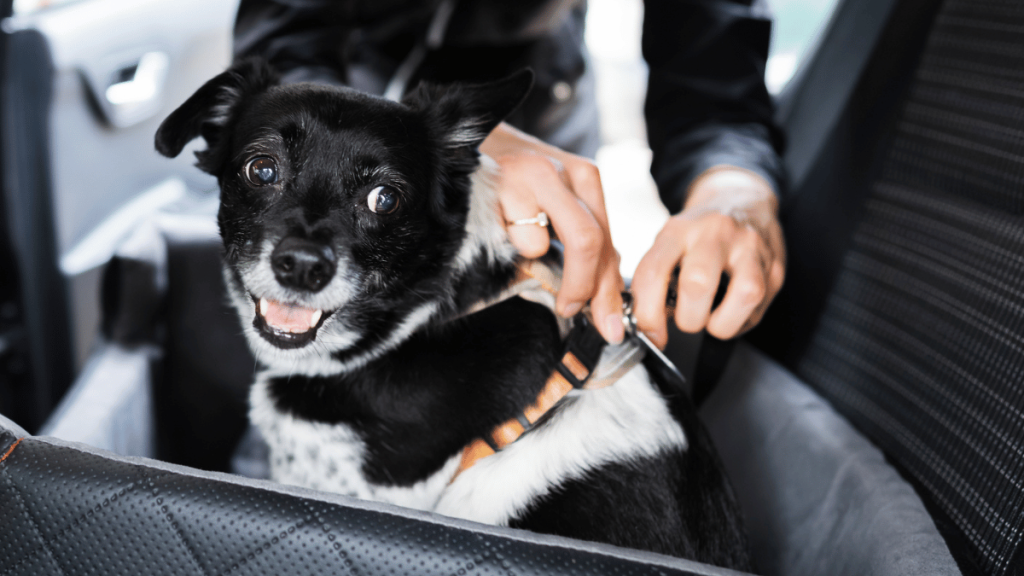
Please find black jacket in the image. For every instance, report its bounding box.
[233,0,784,212]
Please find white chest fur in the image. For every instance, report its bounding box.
[247,217,688,525]
[250,359,686,524]
[249,375,460,511]
[434,363,687,525]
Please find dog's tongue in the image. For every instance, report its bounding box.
[260,298,322,333]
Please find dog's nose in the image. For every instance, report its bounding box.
[271,237,336,292]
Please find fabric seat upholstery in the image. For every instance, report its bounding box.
[702,343,960,576]
[753,0,1024,573]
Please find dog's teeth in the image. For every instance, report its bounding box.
[259,298,269,317]
[310,309,322,327]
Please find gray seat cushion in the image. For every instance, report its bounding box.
[701,342,960,576]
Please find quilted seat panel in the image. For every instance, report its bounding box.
[0,430,740,576]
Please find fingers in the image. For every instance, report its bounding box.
[705,236,766,338]
[538,172,602,306]
[558,158,627,343]
[497,159,551,259]
[491,149,624,343]
[708,223,786,338]
[498,153,601,311]
[588,250,626,344]
[633,211,785,346]
[535,161,624,342]
[632,221,686,349]
[733,255,785,335]
[672,226,728,334]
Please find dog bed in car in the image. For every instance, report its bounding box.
[1,195,957,576]
[4,0,1024,573]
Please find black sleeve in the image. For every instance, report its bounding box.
[234,0,350,85]
[643,0,785,213]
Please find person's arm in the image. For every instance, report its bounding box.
[643,0,784,211]
[234,0,350,85]
[633,0,786,347]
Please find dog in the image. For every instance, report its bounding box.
[155,59,751,570]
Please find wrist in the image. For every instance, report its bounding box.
[480,122,548,158]
[681,165,778,227]
[479,122,515,156]
[685,165,776,208]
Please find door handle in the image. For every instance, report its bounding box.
[103,51,169,128]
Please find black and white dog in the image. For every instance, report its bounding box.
[155,60,750,569]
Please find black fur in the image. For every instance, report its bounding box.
[156,59,751,571]
[267,297,561,486]
[512,386,753,568]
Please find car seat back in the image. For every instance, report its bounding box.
[754,0,1024,573]
[100,208,255,472]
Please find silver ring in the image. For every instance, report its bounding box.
[509,211,549,227]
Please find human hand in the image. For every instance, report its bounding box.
[631,167,785,348]
[480,122,626,344]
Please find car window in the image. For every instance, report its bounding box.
[766,0,843,93]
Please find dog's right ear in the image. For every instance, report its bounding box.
[402,69,535,151]
[155,59,277,172]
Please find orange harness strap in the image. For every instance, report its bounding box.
[455,350,592,478]
[452,291,607,480]
[449,256,684,482]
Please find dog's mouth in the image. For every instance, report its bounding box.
[251,294,334,349]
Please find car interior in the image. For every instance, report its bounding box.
[1,0,1022,574]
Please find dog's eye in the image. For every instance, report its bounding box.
[367,186,400,215]
[244,157,278,186]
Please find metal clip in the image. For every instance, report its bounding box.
[580,288,687,392]
[619,290,688,392]
[620,291,638,337]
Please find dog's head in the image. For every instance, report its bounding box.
[155,60,532,372]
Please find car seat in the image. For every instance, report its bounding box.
[2,0,1021,574]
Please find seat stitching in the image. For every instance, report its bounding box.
[0,437,23,464]
[1,463,177,575]
[0,465,68,576]
[147,475,211,576]
[211,513,313,576]
[301,499,361,575]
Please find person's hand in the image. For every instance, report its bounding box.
[480,122,626,344]
[632,167,785,348]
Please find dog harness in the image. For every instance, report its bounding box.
[452,258,642,479]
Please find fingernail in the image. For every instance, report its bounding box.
[561,302,584,317]
[643,330,665,349]
[603,314,624,345]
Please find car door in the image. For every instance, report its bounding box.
[0,0,237,430]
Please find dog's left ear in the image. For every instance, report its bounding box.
[403,69,534,150]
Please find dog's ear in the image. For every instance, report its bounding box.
[154,59,277,173]
[403,69,534,150]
